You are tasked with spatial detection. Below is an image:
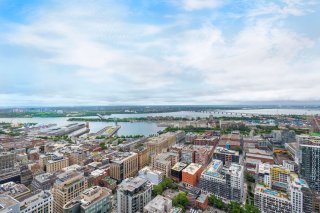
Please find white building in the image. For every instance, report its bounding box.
[19,190,53,213]
[117,177,152,213]
[138,166,164,185]
[288,177,313,213]
[254,184,291,213]
[257,163,271,187]
[144,195,173,213]
[198,160,244,203]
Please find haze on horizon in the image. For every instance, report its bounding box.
[0,0,320,107]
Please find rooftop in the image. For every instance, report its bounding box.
[172,162,188,171]
[0,182,30,198]
[214,147,239,155]
[111,152,137,164]
[144,195,172,212]
[55,170,83,185]
[255,184,289,199]
[182,163,202,175]
[118,176,150,193]
[0,194,19,211]
[203,159,223,177]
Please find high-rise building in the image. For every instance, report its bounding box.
[198,160,244,203]
[298,136,320,193]
[63,186,112,213]
[288,177,313,213]
[52,170,88,213]
[254,184,291,213]
[109,152,138,182]
[117,177,152,213]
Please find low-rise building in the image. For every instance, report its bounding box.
[31,172,57,191]
[144,195,173,213]
[19,190,53,213]
[0,182,30,199]
[0,194,20,213]
[171,162,188,182]
[138,166,164,185]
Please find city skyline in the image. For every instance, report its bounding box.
[1,0,320,106]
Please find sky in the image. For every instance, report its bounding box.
[0,0,320,106]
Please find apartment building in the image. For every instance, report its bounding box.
[46,156,69,172]
[117,177,152,213]
[109,152,138,182]
[63,186,112,213]
[147,133,176,156]
[151,152,179,177]
[254,184,291,213]
[198,160,244,203]
[52,170,88,213]
[298,135,320,193]
[213,147,240,166]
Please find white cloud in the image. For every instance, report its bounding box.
[173,0,223,11]
[0,0,320,105]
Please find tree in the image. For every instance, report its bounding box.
[244,204,260,213]
[99,142,107,150]
[172,192,189,212]
[152,185,163,196]
[245,171,255,183]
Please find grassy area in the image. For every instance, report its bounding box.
[310,132,320,136]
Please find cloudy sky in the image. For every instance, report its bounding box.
[0,0,319,106]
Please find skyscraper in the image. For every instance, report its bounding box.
[298,136,320,193]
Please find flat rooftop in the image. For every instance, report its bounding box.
[203,160,223,178]
[255,184,289,199]
[119,176,149,193]
[182,163,202,175]
[0,194,19,211]
[144,195,171,212]
[111,152,136,163]
[172,162,188,171]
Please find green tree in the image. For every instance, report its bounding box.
[172,192,189,212]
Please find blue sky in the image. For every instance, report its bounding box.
[0,0,319,106]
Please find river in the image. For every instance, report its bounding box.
[0,108,319,136]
